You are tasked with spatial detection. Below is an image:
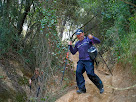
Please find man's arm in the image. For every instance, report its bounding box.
[68,41,78,55]
[88,34,100,44]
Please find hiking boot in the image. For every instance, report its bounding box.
[100,88,104,94]
[76,89,86,94]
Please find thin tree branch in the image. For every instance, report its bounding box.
[106,84,136,91]
[70,14,98,40]
[120,0,136,7]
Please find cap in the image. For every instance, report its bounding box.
[75,29,83,35]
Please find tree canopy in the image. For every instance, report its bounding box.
[0,0,136,101]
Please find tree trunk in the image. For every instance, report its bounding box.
[59,16,67,40]
[17,0,33,36]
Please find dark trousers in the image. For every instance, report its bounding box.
[76,60,103,91]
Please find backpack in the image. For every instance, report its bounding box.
[88,46,97,60]
[87,38,98,65]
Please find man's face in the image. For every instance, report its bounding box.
[77,33,84,41]
[35,69,39,75]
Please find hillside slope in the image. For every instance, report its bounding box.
[0,54,32,102]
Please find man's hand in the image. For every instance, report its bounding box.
[68,41,72,45]
[29,79,32,85]
[88,34,93,39]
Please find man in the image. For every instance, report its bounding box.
[68,29,104,94]
[29,68,41,97]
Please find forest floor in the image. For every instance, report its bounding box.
[55,53,136,102]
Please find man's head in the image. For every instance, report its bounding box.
[76,29,84,41]
[35,68,40,75]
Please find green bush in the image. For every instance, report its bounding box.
[15,92,27,102]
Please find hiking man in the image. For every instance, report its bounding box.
[29,68,41,97]
[68,29,104,94]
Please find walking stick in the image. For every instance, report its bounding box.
[98,52,113,76]
[61,46,70,85]
[36,86,40,97]
[92,43,113,76]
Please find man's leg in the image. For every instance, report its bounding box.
[76,60,86,92]
[84,61,104,93]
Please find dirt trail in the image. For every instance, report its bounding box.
[56,52,136,102]
[55,53,113,102]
